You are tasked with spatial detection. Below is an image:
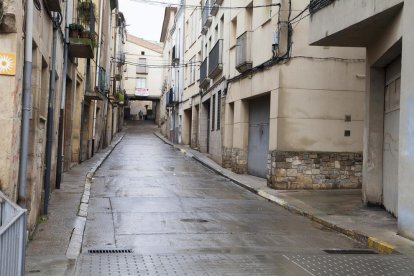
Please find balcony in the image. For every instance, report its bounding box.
[236,31,253,73]
[84,66,106,100]
[116,52,125,65]
[171,46,179,66]
[201,0,212,34]
[166,88,178,107]
[309,0,403,47]
[199,58,211,88]
[44,0,62,12]
[208,39,223,79]
[309,0,335,14]
[210,4,219,16]
[68,1,97,59]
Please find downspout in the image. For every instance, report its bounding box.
[56,0,70,189]
[92,0,104,155]
[18,0,34,208]
[43,15,59,214]
[79,61,88,163]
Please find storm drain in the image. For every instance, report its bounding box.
[323,249,377,254]
[88,249,133,254]
[180,218,209,223]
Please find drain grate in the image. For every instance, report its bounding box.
[180,218,209,223]
[323,249,377,254]
[88,249,133,254]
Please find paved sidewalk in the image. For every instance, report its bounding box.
[25,133,124,276]
[154,132,414,256]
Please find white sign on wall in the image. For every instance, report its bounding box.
[135,88,149,97]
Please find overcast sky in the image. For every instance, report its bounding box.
[119,0,179,42]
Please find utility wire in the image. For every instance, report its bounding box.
[132,0,281,10]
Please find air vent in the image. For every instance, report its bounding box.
[88,249,133,254]
[323,249,377,254]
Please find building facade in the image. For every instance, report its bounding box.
[124,35,163,123]
[0,0,125,232]
[161,0,365,191]
[309,0,414,239]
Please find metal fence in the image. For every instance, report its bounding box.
[0,191,27,276]
[309,0,336,14]
[200,58,208,84]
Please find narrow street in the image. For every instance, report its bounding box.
[74,122,413,275]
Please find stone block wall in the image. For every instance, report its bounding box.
[222,147,232,169]
[267,151,363,190]
[231,148,248,174]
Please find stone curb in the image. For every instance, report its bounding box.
[66,134,125,260]
[153,131,398,255]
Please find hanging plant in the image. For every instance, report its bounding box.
[69,23,84,38]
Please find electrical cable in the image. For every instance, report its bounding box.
[131,0,281,10]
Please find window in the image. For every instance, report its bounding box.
[189,55,196,84]
[220,15,224,40]
[231,17,237,46]
[217,91,221,130]
[141,51,145,55]
[136,78,146,88]
[212,94,216,131]
[136,58,147,74]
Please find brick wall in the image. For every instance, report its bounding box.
[267,151,363,190]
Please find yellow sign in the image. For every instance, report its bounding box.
[0,52,16,76]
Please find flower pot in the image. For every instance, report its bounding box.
[69,30,79,38]
[80,31,90,39]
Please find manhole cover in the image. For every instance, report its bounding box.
[180,218,209,223]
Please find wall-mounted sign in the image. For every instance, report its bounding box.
[135,88,149,97]
[0,52,16,76]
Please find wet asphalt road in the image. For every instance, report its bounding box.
[76,122,414,275]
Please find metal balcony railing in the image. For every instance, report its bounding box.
[208,39,223,79]
[0,191,27,276]
[84,65,106,100]
[166,88,178,107]
[201,0,212,33]
[199,57,210,88]
[98,66,107,93]
[116,52,125,65]
[236,31,253,73]
[309,0,336,14]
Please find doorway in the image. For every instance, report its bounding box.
[247,95,270,178]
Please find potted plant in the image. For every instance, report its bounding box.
[78,1,96,22]
[69,23,83,38]
[80,30,90,39]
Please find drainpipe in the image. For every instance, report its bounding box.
[79,61,88,163]
[56,0,70,189]
[92,0,104,155]
[17,0,34,208]
[43,16,59,215]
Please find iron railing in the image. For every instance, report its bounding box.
[309,0,336,14]
[202,0,211,28]
[208,39,223,79]
[166,88,178,107]
[98,66,107,93]
[0,191,27,276]
[236,31,253,73]
[199,57,209,87]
